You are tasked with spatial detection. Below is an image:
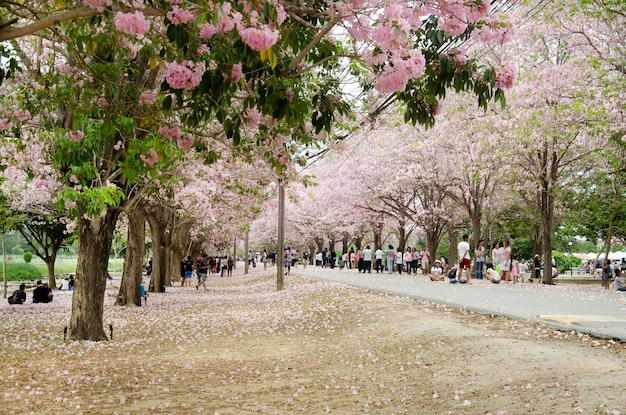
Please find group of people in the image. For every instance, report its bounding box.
[333,235,532,286]
[180,253,234,290]
[339,245,434,275]
[601,259,626,291]
[7,279,56,305]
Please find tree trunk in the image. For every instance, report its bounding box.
[397,223,407,252]
[372,219,383,250]
[148,219,166,293]
[145,202,175,292]
[447,225,459,265]
[341,234,349,254]
[68,209,119,341]
[116,206,145,306]
[45,254,57,288]
[425,229,442,263]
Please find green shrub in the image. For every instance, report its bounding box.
[23,252,33,263]
[2,263,43,281]
[552,250,582,271]
[11,245,24,256]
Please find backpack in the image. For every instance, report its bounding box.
[7,293,19,304]
[448,268,458,279]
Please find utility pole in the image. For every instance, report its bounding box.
[277,178,285,290]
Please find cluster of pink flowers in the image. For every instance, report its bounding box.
[114,11,150,37]
[81,0,112,12]
[140,148,158,165]
[13,109,32,121]
[177,135,195,151]
[437,0,490,33]
[494,65,518,89]
[198,3,242,39]
[139,90,158,105]
[166,6,196,25]
[66,131,84,142]
[375,50,426,93]
[242,107,261,129]
[229,63,244,83]
[238,25,279,51]
[159,126,183,140]
[439,17,468,36]
[471,16,516,45]
[164,61,204,90]
[449,48,467,66]
[0,119,13,130]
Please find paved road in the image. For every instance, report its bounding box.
[294,267,626,341]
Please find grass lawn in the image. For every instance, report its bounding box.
[2,256,124,280]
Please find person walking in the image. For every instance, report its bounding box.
[284,247,293,276]
[196,254,209,290]
[375,246,383,273]
[404,249,413,275]
[457,234,472,284]
[395,248,403,274]
[385,245,394,274]
[362,245,373,273]
[602,259,612,290]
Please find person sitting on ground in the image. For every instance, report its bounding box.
[33,280,50,303]
[43,281,53,302]
[613,269,626,292]
[68,275,75,291]
[60,277,70,291]
[8,283,27,304]
[429,260,445,281]
[485,265,502,284]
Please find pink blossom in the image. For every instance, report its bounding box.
[164,61,204,90]
[242,108,261,128]
[13,110,31,121]
[164,0,183,4]
[81,0,112,12]
[276,5,287,25]
[450,48,467,66]
[66,131,84,142]
[198,22,218,39]
[139,91,158,104]
[64,221,76,234]
[494,65,517,89]
[285,87,293,103]
[374,50,426,93]
[0,119,13,129]
[466,0,491,23]
[229,63,244,83]
[140,148,158,165]
[159,126,183,140]
[166,6,196,25]
[177,135,195,151]
[439,17,468,37]
[238,25,279,51]
[114,11,150,37]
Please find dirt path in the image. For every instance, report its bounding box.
[1,270,624,414]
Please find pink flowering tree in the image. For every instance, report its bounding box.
[1,0,519,341]
[0,114,76,289]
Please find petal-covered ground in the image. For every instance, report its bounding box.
[1,267,625,414]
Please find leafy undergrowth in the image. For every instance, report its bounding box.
[1,268,625,414]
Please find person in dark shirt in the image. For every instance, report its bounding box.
[8,283,27,304]
[33,280,50,303]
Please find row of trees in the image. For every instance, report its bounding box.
[1,1,518,340]
[250,0,626,282]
